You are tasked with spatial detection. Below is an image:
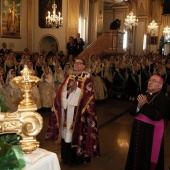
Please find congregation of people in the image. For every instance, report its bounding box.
[1,39,170,113]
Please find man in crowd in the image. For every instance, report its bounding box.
[74,33,85,56]
[47,45,57,57]
[0,42,10,55]
[66,36,77,58]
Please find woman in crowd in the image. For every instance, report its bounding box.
[153,62,166,80]
[45,55,53,70]
[4,52,16,79]
[32,52,39,70]
[102,58,113,98]
[0,68,14,112]
[92,60,107,100]
[112,56,126,99]
[45,64,64,141]
[39,66,55,108]
[84,60,92,74]
[51,54,60,73]
[59,55,68,70]
[139,55,150,93]
[35,55,46,78]
[126,59,140,101]
[26,60,41,110]
[89,55,96,70]
[18,54,30,74]
[5,69,23,112]
[63,63,73,78]
[67,54,74,68]
[53,64,64,92]
[153,61,167,94]
[124,55,131,69]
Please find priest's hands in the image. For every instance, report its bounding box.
[70,81,77,91]
[137,94,147,109]
[67,81,77,94]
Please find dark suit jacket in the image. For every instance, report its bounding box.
[0,48,10,55]
[74,38,85,55]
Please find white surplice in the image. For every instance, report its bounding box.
[61,81,81,143]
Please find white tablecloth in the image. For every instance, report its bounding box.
[23,148,61,170]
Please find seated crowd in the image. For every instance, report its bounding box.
[0,42,170,113]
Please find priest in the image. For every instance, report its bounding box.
[54,57,100,165]
[125,75,170,170]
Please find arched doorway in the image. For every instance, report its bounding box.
[39,35,59,54]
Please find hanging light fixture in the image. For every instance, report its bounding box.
[45,0,63,28]
[148,20,158,34]
[163,26,170,37]
[124,10,138,30]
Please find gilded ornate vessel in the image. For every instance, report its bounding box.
[0,65,43,153]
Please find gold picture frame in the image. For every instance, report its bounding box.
[1,0,21,38]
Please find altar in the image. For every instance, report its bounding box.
[23,148,61,170]
[0,66,60,170]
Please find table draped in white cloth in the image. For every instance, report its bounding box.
[23,148,61,170]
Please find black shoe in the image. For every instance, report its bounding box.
[84,157,91,163]
[74,157,84,165]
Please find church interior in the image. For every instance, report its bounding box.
[1,0,170,56]
[1,0,170,169]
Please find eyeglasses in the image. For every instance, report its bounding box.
[74,62,84,65]
[148,79,161,83]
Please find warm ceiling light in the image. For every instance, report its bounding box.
[148,20,158,33]
[45,0,63,28]
[124,11,138,30]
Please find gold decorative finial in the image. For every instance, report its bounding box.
[12,65,40,111]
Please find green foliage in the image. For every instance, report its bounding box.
[0,134,26,169]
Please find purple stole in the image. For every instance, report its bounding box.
[135,113,164,169]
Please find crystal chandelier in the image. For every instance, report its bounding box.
[148,20,158,33]
[45,0,63,28]
[163,26,170,37]
[124,11,138,29]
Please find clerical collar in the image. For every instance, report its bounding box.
[74,72,83,77]
[148,91,161,96]
[75,73,81,76]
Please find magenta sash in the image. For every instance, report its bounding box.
[135,113,164,166]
